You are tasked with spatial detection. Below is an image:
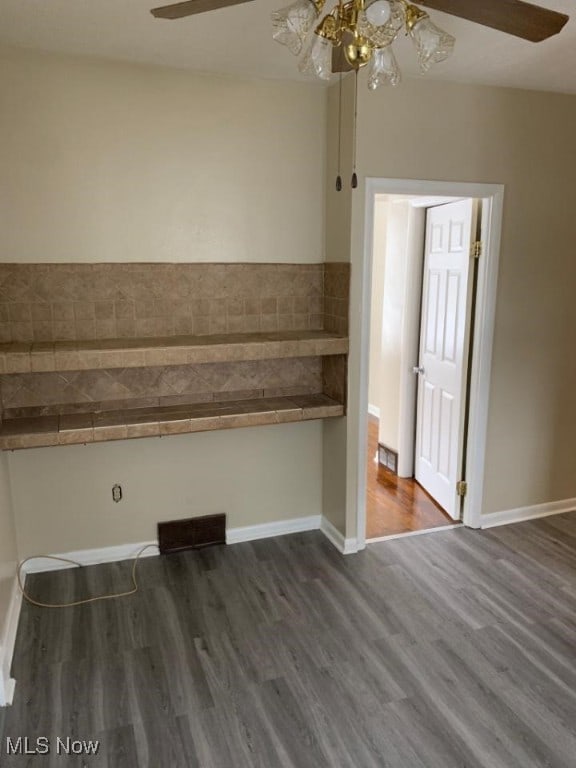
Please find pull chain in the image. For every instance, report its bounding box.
[336,71,343,192]
[351,69,358,189]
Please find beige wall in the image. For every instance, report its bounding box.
[325,75,576,537]
[0,46,326,264]
[321,82,355,533]
[0,47,328,555]
[9,422,322,558]
[324,79,354,266]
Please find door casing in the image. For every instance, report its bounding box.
[357,179,505,548]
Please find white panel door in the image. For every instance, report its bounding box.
[414,199,477,519]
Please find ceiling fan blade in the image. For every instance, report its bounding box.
[416,0,569,42]
[151,0,254,19]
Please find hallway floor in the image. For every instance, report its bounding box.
[366,417,456,539]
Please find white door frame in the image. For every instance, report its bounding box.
[357,178,504,547]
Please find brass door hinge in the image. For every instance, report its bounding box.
[472,241,482,259]
[456,480,468,497]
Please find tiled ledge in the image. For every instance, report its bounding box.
[0,331,349,374]
[0,394,344,450]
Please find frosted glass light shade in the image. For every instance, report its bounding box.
[367,45,401,89]
[409,16,455,72]
[358,0,404,48]
[299,34,333,80]
[365,0,391,26]
[271,0,319,56]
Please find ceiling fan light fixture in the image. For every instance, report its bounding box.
[408,13,456,72]
[357,0,405,48]
[299,30,334,79]
[367,44,401,89]
[271,0,324,56]
[364,0,391,26]
[345,34,373,69]
[315,12,341,43]
[272,0,459,86]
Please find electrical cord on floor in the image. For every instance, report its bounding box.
[16,544,159,609]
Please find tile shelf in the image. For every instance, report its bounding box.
[0,264,350,451]
[0,394,344,451]
[0,330,349,374]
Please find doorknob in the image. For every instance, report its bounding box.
[412,366,425,375]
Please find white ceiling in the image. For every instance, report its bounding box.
[1,0,575,94]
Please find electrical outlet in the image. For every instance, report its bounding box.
[112,484,123,503]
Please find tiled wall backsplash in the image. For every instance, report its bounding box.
[0,262,350,421]
[0,263,328,343]
[323,262,350,336]
[1,357,322,417]
[322,355,347,405]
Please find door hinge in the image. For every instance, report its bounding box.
[472,241,482,259]
[456,480,468,497]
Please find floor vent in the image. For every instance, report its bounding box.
[158,514,226,554]
[378,443,399,474]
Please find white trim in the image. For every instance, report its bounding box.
[367,523,461,544]
[22,518,328,571]
[20,516,332,574]
[357,179,505,546]
[226,515,321,545]
[355,181,378,553]
[21,541,159,574]
[464,193,504,528]
[481,498,576,529]
[408,196,463,209]
[320,516,359,554]
[368,404,380,420]
[0,576,22,707]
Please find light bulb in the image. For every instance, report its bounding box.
[299,33,333,80]
[271,0,319,56]
[409,16,455,72]
[357,0,404,48]
[367,45,401,90]
[365,0,391,26]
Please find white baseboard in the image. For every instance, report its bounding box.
[481,497,576,529]
[226,515,321,545]
[320,516,359,555]
[21,515,356,573]
[21,541,160,574]
[368,404,380,420]
[0,575,23,707]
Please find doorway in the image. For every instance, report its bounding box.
[367,194,478,539]
[355,179,505,548]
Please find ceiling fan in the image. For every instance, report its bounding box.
[149,0,569,86]
[150,0,568,43]
[149,0,568,186]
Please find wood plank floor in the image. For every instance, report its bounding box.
[3,514,576,767]
[366,417,455,538]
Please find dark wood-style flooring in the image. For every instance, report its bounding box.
[3,514,576,766]
[366,417,455,538]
